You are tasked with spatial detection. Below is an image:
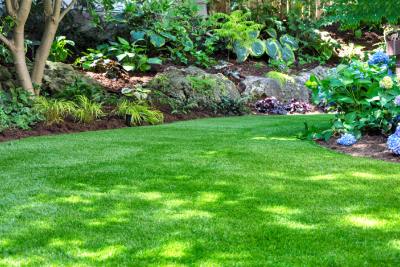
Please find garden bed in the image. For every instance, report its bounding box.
[318,135,400,163]
[0,111,221,143]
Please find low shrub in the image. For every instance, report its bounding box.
[0,88,43,132]
[306,51,400,139]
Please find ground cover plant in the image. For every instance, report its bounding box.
[1,115,400,266]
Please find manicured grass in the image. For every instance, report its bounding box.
[1,115,400,266]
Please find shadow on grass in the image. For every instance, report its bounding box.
[1,115,400,265]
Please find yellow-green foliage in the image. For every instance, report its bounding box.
[265,71,295,87]
[188,76,217,92]
[73,95,104,124]
[34,97,76,125]
[115,100,164,126]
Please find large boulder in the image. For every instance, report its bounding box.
[0,62,102,93]
[147,66,241,113]
[241,66,330,103]
[42,61,102,94]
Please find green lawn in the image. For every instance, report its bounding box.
[1,115,400,266]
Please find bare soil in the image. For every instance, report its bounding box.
[318,135,400,163]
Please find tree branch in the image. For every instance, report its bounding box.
[5,0,17,17]
[0,33,15,51]
[59,0,77,21]
[44,0,53,17]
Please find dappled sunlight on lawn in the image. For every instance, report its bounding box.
[1,115,400,265]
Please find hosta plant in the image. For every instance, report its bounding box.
[265,28,298,66]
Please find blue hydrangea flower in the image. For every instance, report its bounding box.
[337,133,357,146]
[387,128,400,155]
[394,96,400,106]
[368,51,390,66]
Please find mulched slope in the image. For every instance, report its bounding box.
[318,135,400,163]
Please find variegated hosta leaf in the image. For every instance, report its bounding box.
[130,31,146,41]
[250,39,266,57]
[282,44,296,65]
[247,30,260,39]
[266,28,278,38]
[234,43,250,63]
[265,38,282,60]
[149,33,166,48]
[280,34,299,50]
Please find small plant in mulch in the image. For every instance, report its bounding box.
[254,97,312,115]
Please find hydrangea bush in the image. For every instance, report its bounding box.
[337,133,357,146]
[306,51,400,140]
[387,126,400,155]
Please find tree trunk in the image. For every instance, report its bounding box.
[31,19,59,85]
[12,5,35,95]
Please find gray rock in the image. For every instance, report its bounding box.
[42,61,102,93]
[147,66,241,113]
[241,66,330,103]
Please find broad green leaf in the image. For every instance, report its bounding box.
[250,39,265,57]
[130,31,146,41]
[233,43,250,63]
[117,37,130,46]
[147,57,162,65]
[280,34,299,50]
[281,44,295,65]
[265,28,277,38]
[116,53,127,61]
[150,33,166,48]
[265,38,282,60]
[122,64,135,71]
[248,30,260,39]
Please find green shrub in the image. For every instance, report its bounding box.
[49,36,75,63]
[0,88,42,131]
[56,78,117,105]
[306,55,400,140]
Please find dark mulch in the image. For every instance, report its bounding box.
[318,135,400,163]
[0,110,222,143]
[0,117,126,143]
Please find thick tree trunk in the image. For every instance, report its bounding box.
[12,0,35,94]
[31,20,59,85]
